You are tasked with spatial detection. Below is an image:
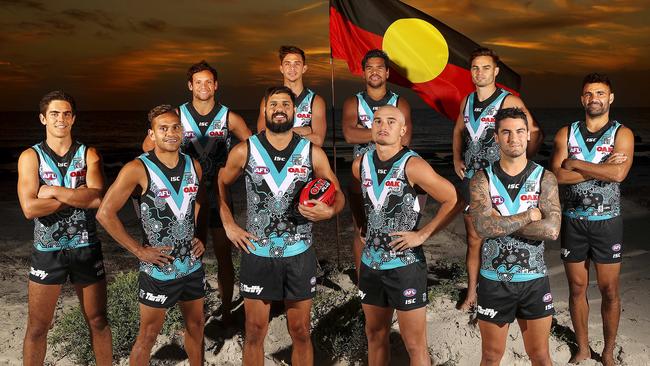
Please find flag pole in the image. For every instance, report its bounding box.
[329,48,341,270]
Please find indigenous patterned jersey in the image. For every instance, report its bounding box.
[481,161,547,282]
[179,102,230,184]
[244,133,313,258]
[360,148,424,270]
[462,88,510,179]
[138,152,201,281]
[293,88,316,128]
[563,120,622,220]
[353,90,399,159]
[32,141,99,251]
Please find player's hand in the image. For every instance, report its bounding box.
[388,230,426,251]
[605,152,627,165]
[191,237,205,257]
[298,200,334,222]
[137,246,174,266]
[528,208,542,222]
[453,159,466,179]
[224,222,258,254]
[561,158,576,171]
[37,185,57,199]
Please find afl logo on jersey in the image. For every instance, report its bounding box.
[43,172,58,180]
[184,131,195,139]
[570,146,582,155]
[491,195,504,205]
[254,166,270,175]
[362,179,372,188]
[70,170,86,177]
[157,189,171,198]
[359,115,370,122]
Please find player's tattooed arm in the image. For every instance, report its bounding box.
[469,171,536,238]
[514,171,561,241]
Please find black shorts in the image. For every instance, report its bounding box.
[239,247,317,301]
[29,244,105,285]
[358,261,428,311]
[138,267,205,308]
[561,216,623,264]
[477,275,555,324]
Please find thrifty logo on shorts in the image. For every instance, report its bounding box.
[29,267,48,280]
[139,290,168,304]
[477,305,498,319]
[240,283,264,295]
[358,289,366,300]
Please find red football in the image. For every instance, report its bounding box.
[299,178,336,207]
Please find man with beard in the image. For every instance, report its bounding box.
[98,105,206,365]
[551,73,634,366]
[143,61,251,323]
[454,48,543,310]
[256,45,327,146]
[18,91,112,365]
[218,86,345,366]
[352,106,457,366]
[470,107,560,366]
[342,49,412,278]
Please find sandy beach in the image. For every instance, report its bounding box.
[1,183,649,365]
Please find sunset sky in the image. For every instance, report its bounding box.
[1,0,648,111]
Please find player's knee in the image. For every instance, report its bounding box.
[568,280,588,296]
[138,324,162,345]
[598,283,620,303]
[287,321,311,343]
[365,323,389,343]
[245,318,268,343]
[401,335,427,356]
[184,316,205,336]
[25,320,50,341]
[526,349,551,365]
[482,346,505,363]
[86,312,109,332]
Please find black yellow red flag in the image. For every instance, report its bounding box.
[329,0,521,120]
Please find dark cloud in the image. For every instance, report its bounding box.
[0,0,45,11]
[130,18,167,33]
[61,9,119,31]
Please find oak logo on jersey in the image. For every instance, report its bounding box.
[288,166,309,178]
[70,170,86,178]
[208,129,225,138]
[520,194,539,202]
[183,184,198,194]
[596,146,614,153]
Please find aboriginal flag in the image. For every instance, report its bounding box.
[329,0,521,120]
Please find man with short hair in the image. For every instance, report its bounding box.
[256,45,327,146]
[352,105,457,366]
[342,49,412,278]
[98,105,206,365]
[470,107,560,366]
[18,90,112,365]
[454,47,543,310]
[551,73,634,366]
[219,86,345,366]
[143,61,251,323]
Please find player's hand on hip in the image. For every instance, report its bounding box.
[224,223,258,254]
[388,230,426,251]
[191,237,205,257]
[298,200,334,222]
[453,159,466,179]
[137,246,174,266]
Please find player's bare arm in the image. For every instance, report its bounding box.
[341,96,372,144]
[217,141,258,253]
[17,149,67,219]
[96,160,174,266]
[514,171,561,241]
[228,111,253,141]
[300,95,327,146]
[470,170,541,238]
[389,157,458,251]
[551,126,592,184]
[36,147,104,209]
[298,146,345,221]
[452,96,468,179]
[191,158,205,258]
[562,126,634,183]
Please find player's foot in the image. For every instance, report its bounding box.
[568,348,591,364]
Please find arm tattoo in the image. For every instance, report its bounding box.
[469,171,532,239]
[515,171,561,241]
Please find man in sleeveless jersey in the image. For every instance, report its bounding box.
[342,49,413,279]
[256,45,327,146]
[351,106,457,366]
[470,108,560,366]
[143,61,251,324]
[551,73,633,366]
[17,91,112,365]
[454,48,544,310]
[219,86,345,366]
[98,105,206,365]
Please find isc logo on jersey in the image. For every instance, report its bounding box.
[254,166,270,175]
[288,166,308,178]
[157,189,171,198]
[491,195,504,205]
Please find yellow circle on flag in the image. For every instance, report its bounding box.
[382,18,449,83]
